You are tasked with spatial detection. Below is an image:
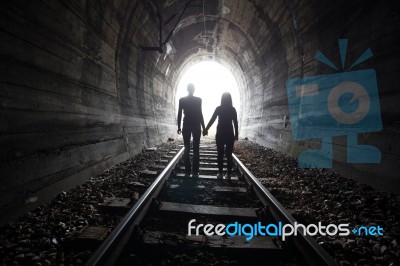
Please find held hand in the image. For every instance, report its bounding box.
[234,135,238,141]
[202,129,208,136]
[177,128,181,135]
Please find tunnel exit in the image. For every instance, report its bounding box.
[175,61,240,136]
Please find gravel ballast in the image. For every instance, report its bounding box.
[234,140,400,266]
[1,138,399,265]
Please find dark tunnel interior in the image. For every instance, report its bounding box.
[1,0,400,223]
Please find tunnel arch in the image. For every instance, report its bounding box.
[167,13,270,98]
[161,0,293,153]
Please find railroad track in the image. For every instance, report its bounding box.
[85,143,338,266]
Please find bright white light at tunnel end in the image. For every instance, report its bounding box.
[176,61,240,135]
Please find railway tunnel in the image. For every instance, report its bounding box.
[2,0,400,215]
[1,0,400,265]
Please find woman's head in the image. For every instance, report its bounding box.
[221,92,233,107]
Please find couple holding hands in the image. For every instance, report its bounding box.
[177,83,238,179]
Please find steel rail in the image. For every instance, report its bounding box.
[86,147,185,266]
[232,153,338,266]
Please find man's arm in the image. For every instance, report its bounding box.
[177,99,183,134]
[233,108,238,140]
[199,99,205,130]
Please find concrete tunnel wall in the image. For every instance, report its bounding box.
[0,0,399,222]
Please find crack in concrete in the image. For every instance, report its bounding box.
[285,0,305,77]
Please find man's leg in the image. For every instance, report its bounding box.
[192,126,201,176]
[182,127,191,176]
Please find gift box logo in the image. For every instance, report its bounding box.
[286,39,382,168]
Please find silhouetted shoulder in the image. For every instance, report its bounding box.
[180,96,202,103]
[193,96,202,103]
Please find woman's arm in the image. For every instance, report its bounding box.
[206,107,219,131]
[233,108,238,140]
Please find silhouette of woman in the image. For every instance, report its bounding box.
[204,92,238,179]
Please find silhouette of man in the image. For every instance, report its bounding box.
[177,83,206,178]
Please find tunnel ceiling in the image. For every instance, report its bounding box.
[142,0,290,97]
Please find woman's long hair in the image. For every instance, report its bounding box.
[220,92,233,107]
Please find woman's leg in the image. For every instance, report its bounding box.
[191,125,201,176]
[226,138,235,174]
[216,134,224,174]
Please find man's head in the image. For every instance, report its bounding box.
[187,83,195,96]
